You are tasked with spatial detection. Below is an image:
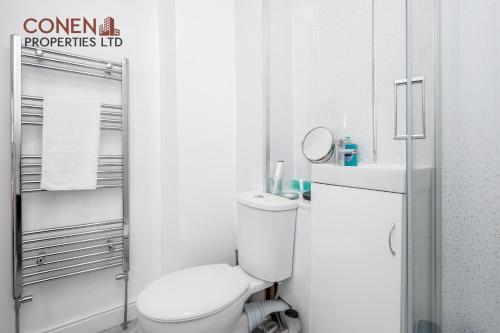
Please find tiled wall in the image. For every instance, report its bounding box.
[441,0,500,331]
[269,0,412,183]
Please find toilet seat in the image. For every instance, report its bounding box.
[137,264,249,323]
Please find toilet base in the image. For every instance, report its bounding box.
[236,311,302,333]
[139,310,301,333]
[138,312,248,333]
[234,314,250,333]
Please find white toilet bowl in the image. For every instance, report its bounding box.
[137,191,299,333]
[137,264,271,333]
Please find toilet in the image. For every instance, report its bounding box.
[136,191,298,333]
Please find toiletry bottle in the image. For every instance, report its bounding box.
[335,139,345,165]
[292,179,301,193]
[343,137,358,167]
[270,161,284,194]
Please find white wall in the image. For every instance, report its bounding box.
[441,1,500,331]
[270,0,410,183]
[315,0,374,165]
[373,0,406,165]
[0,1,162,331]
[280,0,375,181]
[158,0,244,274]
[234,0,266,193]
[269,0,295,183]
[291,0,320,179]
[173,0,237,269]
[280,204,311,333]
[158,0,180,275]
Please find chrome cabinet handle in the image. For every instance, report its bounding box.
[388,223,396,256]
[393,77,426,140]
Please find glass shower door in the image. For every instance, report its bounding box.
[405,0,440,332]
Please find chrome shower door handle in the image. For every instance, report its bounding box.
[388,223,396,256]
[393,77,426,140]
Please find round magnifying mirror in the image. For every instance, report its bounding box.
[302,127,335,163]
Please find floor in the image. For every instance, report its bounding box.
[99,319,289,333]
[99,319,273,333]
[99,320,141,333]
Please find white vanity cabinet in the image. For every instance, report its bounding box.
[310,165,405,333]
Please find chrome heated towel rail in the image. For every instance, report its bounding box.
[10,34,130,332]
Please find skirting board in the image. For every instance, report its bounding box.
[29,300,137,333]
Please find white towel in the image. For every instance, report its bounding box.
[41,96,101,191]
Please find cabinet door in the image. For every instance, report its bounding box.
[311,183,403,333]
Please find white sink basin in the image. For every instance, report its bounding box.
[311,164,406,193]
[311,164,433,194]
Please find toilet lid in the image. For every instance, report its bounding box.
[137,264,249,323]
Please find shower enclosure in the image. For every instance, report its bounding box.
[409,1,500,332]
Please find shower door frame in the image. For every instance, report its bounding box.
[404,0,442,332]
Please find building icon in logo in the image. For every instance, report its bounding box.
[99,17,120,36]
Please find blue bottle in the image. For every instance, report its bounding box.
[343,136,358,167]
